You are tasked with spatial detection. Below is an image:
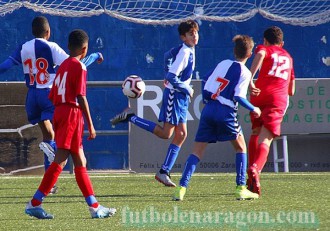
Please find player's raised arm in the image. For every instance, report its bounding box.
[81,52,103,67]
[249,50,265,96]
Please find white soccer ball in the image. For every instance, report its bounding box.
[122,75,146,99]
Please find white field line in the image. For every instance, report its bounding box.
[0,172,329,180]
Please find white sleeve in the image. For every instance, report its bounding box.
[50,42,69,66]
[168,48,188,76]
[234,65,252,98]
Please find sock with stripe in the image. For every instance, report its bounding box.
[74,166,99,208]
[160,143,180,174]
[31,162,62,206]
[129,115,157,133]
[236,153,247,186]
[179,154,200,188]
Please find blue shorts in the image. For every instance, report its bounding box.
[195,100,242,143]
[158,88,190,125]
[25,88,54,125]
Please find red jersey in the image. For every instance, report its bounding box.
[253,45,295,107]
[49,57,86,107]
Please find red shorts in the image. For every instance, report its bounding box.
[53,104,84,154]
[250,95,288,137]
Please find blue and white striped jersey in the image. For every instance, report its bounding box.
[163,43,195,95]
[9,38,68,88]
[203,59,251,109]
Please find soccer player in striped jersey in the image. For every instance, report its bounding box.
[111,20,199,187]
[173,35,261,201]
[25,29,116,219]
[247,26,295,196]
[0,16,103,192]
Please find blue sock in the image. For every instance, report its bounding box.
[160,144,180,174]
[130,115,157,133]
[179,154,200,188]
[33,189,46,203]
[43,140,56,171]
[85,195,98,207]
[236,153,247,186]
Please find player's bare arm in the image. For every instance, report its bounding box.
[77,95,96,140]
[249,51,265,96]
[288,78,295,96]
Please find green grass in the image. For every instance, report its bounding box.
[0,172,329,231]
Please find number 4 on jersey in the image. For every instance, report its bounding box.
[54,72,67,103]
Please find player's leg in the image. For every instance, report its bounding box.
[248,127,260,167]
[173,142,206,201]
[38,120,56,163]
[38,89,58,193]
[71,148,116,218]
[248,110,262,168]
[231,135,259,200]
[247,126,260,191]
[110,107,159,134]
[155,122,186,186]
[72,113,116,219]
[253,126,274,171]
[248,126,274,195]
[25,89,53,170]
[25,149,68,219]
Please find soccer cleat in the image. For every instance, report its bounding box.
[89,205,116,219]
[173,186,186,201]
[39,142,55,162]
[155,171,176,187]
[247,166,261,196]
[235,185,259,200]
[110,108,135,126]
[25,202,54,219]
[49,185,58,195]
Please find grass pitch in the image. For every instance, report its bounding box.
[0,172,328,231]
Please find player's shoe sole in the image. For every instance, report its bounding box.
[39,142,55,163]
[110,108,135,126]
[49,185,58,195]
[155,171,176,187]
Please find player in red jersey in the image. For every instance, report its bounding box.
[25,29,116,219]
[247,26,295,196]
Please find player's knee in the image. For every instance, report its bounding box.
[176,130,187,141]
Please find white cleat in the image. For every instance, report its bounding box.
[39,142,55,162]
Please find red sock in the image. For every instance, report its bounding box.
[254,143,270,172]
[39,162,62,195]
[31,162,62,207]
[74,166,95,198]
[248,134,258,168]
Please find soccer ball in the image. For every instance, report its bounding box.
[122,75,146,99]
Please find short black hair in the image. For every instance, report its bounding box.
[264,26,283,45]
[232,35,254,60]
[68,29,89,51]
[178,20,199,36]
[32,16,50,38]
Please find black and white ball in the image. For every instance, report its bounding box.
[122,75,146,99]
